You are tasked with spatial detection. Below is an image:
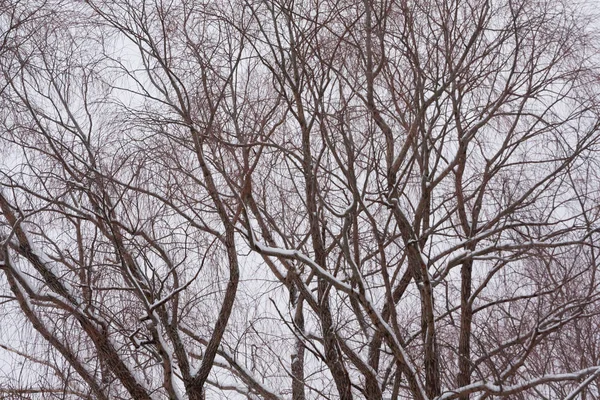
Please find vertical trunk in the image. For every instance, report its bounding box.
[365,352,383,400]
[188,133,240,395]
[392,207,441,398]
[291,298,306,400]
[294,53,353,400]
[317,284,354,400]
[303,130,353,400]
[188,387,205,400]
[367,270,412,398]
[457,260,473,399]
[422,288,441,398]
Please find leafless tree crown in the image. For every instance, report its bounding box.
[1,0,600,399]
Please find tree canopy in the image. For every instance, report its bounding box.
[1,0,600,398]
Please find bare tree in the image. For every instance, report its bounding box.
[1,0,600,399]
